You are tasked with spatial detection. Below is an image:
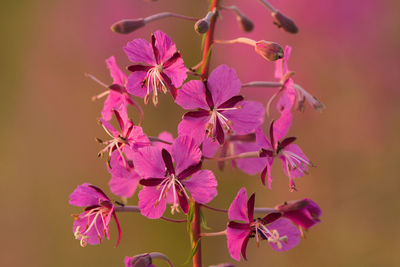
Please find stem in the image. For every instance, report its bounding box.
[206,151,260,161]
[202,204,277,214]
[148,136,173,145]
[150,252,175,267]
[258,0,277,13]
[192,202,203,267]
[201,204,227,213]
[200,230,226,237]
[242,81,283,88]
[144,12,199,24]
[114,206,186,223]
[214,37,256,47]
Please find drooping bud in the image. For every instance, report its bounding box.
[194,10,216,34]
[124,253,152,267]
[254,41,284,61]
[237,14,254,32]
[111,19,146,34]
[194,19,209,34]
[272,11,298,34]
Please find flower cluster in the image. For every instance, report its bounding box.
[70,1,324,266]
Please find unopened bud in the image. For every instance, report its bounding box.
[238,15,254,32]
[111,19,146,34]
[125,253,152,267]
[272,11,298,34]
[194,19,209,34]
[254,41,284,61]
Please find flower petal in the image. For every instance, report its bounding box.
[126,71,150,98]
[124,38,156,65]
[153,30,178,63]
[226,227,249,261]
[138,186,167,219]
[267,218,301,251]
[171,135,202,174]
[69,183,106,207]
[223,100,265,135]
[177,117,209,146]
[183,170,217,204]
[208,65,241,107]
[163,57,187,88]
[273,110,292,142]
[132,147,165,178]
[175,80,208,110]
[235,141,267,175]
[228,188,249,222]
[106,56,127,85]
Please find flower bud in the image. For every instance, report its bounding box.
[238,15,254,32]
[272,11,298,34]
[254,41,284,61]
[194,19,209,34]
[111,19,146,34]
[124,253,152,267]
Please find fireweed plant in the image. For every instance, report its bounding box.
[70,1,325,266]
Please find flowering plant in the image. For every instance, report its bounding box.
[71,1,324,266]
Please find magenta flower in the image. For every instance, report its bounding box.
[98,110,150,165]
[274,46,324,112]
[202,134,267,175]
[226,188,301,261]
[124,255,155,267]
[124,30,187,105]
[69,183,121,246]
[133,135,217,219]
[176,65,265,145]
[276,198,322,230]
[256,111,311,190]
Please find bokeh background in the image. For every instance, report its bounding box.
[2,0,400,266]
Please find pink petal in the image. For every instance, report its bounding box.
[126,71,150,98]
[274,45,292,79]
[124,38,156,65]
[154,30,178,63]
[153,131,174,152]
[226,227,249,261]
[208,65,241,107]
[163,57,187,88]
[280,144,309,178]
[106,56,127,85]
[99,118,119,137]
[277,79,296,112]
[138,186,167,219]
[102,91,125,121]
[69,183,105,207]
[127,126,151,150]
[175,80,208,110]
[235,142,267,175]
[273,110,292,141]
[255,127,272,150]
[109,172,140,198]
[73,211,106,245]
[172,135,202,174]
[267,218,300,251]
[202,137,220,158]
[177,116,209,145]
[183,170,217,204]
[223,100,265,135]
[132,147,165,178]
[228,188,249,222]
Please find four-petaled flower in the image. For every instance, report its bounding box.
[69,183,121,247]
[124,30,187,106]
[274,45,324,112]
[133,135,217,219]
[276,198,322,230]
[226,188,300,261]
[256,110,311,190]
[177,65,264,145]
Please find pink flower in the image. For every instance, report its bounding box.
[98,110,150,166]
[202,134,267,175]
[226,188,300,261]
[69,183,121,246]
[133,136,217,219]
[256,111,311,190]
[124,254,155,267]
[176,65,265,145]
[274,46,324,112]
[124,30,187,105]
[276,198,322,230]
[102,56,143,122]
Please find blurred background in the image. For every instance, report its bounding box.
[1,0,399,266]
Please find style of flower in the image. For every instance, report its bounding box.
[69,183,121,247]
[226,188,300,261]
[273,45,324,112]
[176,65,265,145]
[256,110,311,190]
[98,110,150,167]
[124,30,187,106]
[202,134,267,175]
[275,198,322,230]
[133,135,217,219]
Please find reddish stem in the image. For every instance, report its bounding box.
[200,0,220,79]
[192,202,202,267]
